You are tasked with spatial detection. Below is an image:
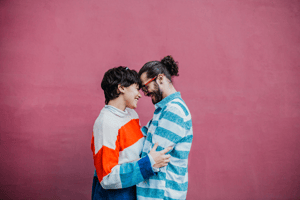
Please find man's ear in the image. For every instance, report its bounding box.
[118,84,125,94]
[157,74,164,84]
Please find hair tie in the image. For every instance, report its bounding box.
[125,67,129,70]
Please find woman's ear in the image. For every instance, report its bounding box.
[118,84,125,94]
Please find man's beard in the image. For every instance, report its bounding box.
[150,82,163,104]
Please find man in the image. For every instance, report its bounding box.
[136,56,193,200]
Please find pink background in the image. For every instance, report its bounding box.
[1,0,300,199]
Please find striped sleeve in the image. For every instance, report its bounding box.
[153,104,192,148]
[141,119,152,137]
[101,155,155,189]
[92,119,155,189]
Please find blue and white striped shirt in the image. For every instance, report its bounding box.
[137,92,193,200]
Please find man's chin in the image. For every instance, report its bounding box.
[151,96,161,104]
[149,88,163,104]
[151,96,156,104]
[151,95,157,104]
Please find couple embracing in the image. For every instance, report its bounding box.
[91,56,193,200]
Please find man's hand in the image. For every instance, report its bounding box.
[149,143,172,168]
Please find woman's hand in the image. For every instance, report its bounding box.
[149,143,172,168]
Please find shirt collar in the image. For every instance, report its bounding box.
[154,92,181,109]
[105,105,128,118]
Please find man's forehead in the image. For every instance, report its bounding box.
[140,72,149,83]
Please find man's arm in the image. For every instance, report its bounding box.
[153,104,192,148]
[153,103,193,199]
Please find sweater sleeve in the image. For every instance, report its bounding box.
[101,155,154,189]
[153,103,193,199]
[92,118,155,189]
[141,119,152,137]
[153,105,191,148]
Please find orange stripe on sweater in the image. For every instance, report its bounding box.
[93,146,119,182]
[91,134,95,153]
[118,119,144,151]
[91,132,120,182]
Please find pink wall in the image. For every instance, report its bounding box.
[1,0,300,199]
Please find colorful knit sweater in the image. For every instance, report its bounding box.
[91,105,155,198]
[136,92,193,200]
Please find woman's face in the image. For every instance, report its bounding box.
[123,83,142,109]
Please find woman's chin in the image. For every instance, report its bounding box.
[129,104,137,109]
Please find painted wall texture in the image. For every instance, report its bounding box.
[1,0,300,199]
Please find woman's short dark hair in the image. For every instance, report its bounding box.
[138,55,179,82]
[101,66,141,104]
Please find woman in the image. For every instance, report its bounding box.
[91,66,171,200]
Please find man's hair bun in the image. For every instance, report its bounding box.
[161,55,179,77]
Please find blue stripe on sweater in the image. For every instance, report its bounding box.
[155,145,165,152]
[166,180,188,191]
[138,156,155,180]
[164,197,182,200]
[137,187,164,198]
[185,119,193,130]
[119,162,143,188]
[168,164,187,176]
[155,127,182,143]
[141,126,148,135]
[170,150,190,159]
[149,172,166,180]
[120,156,154,188]
[146,132,152,143]
[154,107,161,114]
[179,134,193,143]
[151,120,158,127]
[170,101,189,116]
[160,111,187,129]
